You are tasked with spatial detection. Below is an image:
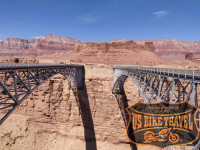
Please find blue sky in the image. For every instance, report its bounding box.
[0,0,200,42]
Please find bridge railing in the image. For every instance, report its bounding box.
[113,65,200,80]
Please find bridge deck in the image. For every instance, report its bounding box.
[0,63,83,71]
[114,65,200,82]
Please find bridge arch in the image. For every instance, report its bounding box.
[0,63,85,125]
[0,63,97,150]
[7,72,80,106]
[112,66,200,150]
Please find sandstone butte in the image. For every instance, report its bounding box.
[0,35,200,150]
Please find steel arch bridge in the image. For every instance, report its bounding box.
[0,63,85,125]
[112,65,200,150]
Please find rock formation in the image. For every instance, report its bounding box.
[1,35,200,63]
[185,52,200,63]
[1,34,171,65]
[153,39,200,56]
[3,38,36,50]
[1,57,39,63]
[35,34,82,50]
[74,40,155,54]
[2,34,200,64]
[185,52,195,60]
[135,39,200,62]
[58,40,171,65]
[0,34,81,51]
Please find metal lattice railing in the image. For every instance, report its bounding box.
[113,65,200,82]
[0,62,83,71]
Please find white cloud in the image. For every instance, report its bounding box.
[32,36,44,39]
[153,10,169,18]
[77,14,99,23]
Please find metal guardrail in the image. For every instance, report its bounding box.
[0,63,83,71]
[113,65,200,81]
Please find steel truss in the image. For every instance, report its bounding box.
[0,63,84,125]
[112,65,200,150]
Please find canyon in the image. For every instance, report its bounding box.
[0,34,200,150]
[0,64,194,150]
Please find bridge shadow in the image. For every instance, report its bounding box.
[72,68,97,150]
[115,93,138,150]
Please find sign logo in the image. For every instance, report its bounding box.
[126,101,199,149]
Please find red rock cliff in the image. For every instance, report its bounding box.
[74,40,155,54]
[136,39,200,56]
[61,40,171,65]
[0,34,81,51]
[35,34,82,50]
[3,38,36,49]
